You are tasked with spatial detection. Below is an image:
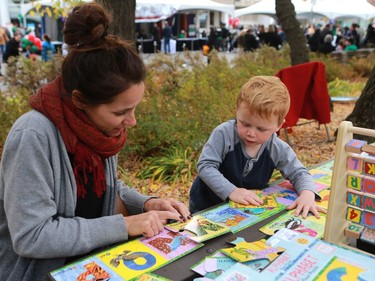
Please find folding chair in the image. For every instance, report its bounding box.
[275,61,332,145]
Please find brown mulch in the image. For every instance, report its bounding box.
[277,101,355,168]
[130,101,356,206]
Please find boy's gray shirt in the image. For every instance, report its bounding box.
[0,110,151,280]
[197,119,318,201]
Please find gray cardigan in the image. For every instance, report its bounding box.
[0,110,151,280]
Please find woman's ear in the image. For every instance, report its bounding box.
[71,90,86,109]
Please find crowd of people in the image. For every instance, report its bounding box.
[211,21,375,55]
[0,24,55,76]
[306,22,375,53]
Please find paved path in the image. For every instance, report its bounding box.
[140,50,238,65]
[0,51,239,93]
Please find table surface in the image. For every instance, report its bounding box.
[152,209,287,280]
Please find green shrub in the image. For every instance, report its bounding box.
[135,146,198,185]
[0,56,61,148]
[328,78,365,97]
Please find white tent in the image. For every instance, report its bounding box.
[17,0,235,23]
[234,0,313,18]
[136,0,235,23]
[234,0,375,21]
[309,0,375,20]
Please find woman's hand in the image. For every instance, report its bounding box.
[144,198,191,223]
[287,190,327,219]
[124,210,183,238]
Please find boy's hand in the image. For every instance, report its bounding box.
[287,190,327,219]
[228,188,263,206]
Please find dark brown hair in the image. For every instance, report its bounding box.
[62,2,146,105]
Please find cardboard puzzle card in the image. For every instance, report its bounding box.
[309,168,333,187]
[199,203,261,233]
[50,239,171,281]
[217,228,375,280]
[190,250,269,279]
[281,240,375,281]
[220,237,285,263]
[316,188,330,210]
[262,185,298,206]
[214,262,255,281]
[139,228,204,261]
[165,215,231,243]
[96,239,168,280]
[229,190,279,209]
[49,256,124,281]
[259,210,326,238]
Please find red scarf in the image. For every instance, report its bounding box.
[29,77,127,198]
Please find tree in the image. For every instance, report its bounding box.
[96,0,136,42]
[275,0,309,65]
[50,0,136,42]
[344,65,375,143]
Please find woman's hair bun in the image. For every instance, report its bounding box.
[63,2,111,49]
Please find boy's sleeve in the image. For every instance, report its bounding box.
[273,137,321,200]
[197,123,238,200]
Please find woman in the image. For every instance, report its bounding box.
[0,3,190,280]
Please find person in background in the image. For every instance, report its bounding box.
[178,30,186,38]
[137,28,148,40]
[335,38,346,51]
[189,76,325,219]
[3,32,21,63]
[243,28,259,52]
[0,27,9,77]
[152,23,161,52]
[318,34,335,54]
[0,3,190,280]
[0,27,9,59]
[41,34,55,61]
[344,37,358,51]
[162,21,172,54]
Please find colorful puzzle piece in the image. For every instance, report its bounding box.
[171,215,231,243]
[229,191,279,209]
[221,237,285,263]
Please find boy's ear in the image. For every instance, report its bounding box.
[276,119,286,131]
[71,90,86,110]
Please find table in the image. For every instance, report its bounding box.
[49,160,334,281]
[136,38,208,53]
[152,209,287,280]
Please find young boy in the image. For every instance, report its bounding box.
[189,76,325,219]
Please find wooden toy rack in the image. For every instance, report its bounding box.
[324,121,375,255]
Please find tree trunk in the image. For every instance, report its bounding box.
[96,0,135,43]
[345,65,375,143]
[275,0,309,65]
